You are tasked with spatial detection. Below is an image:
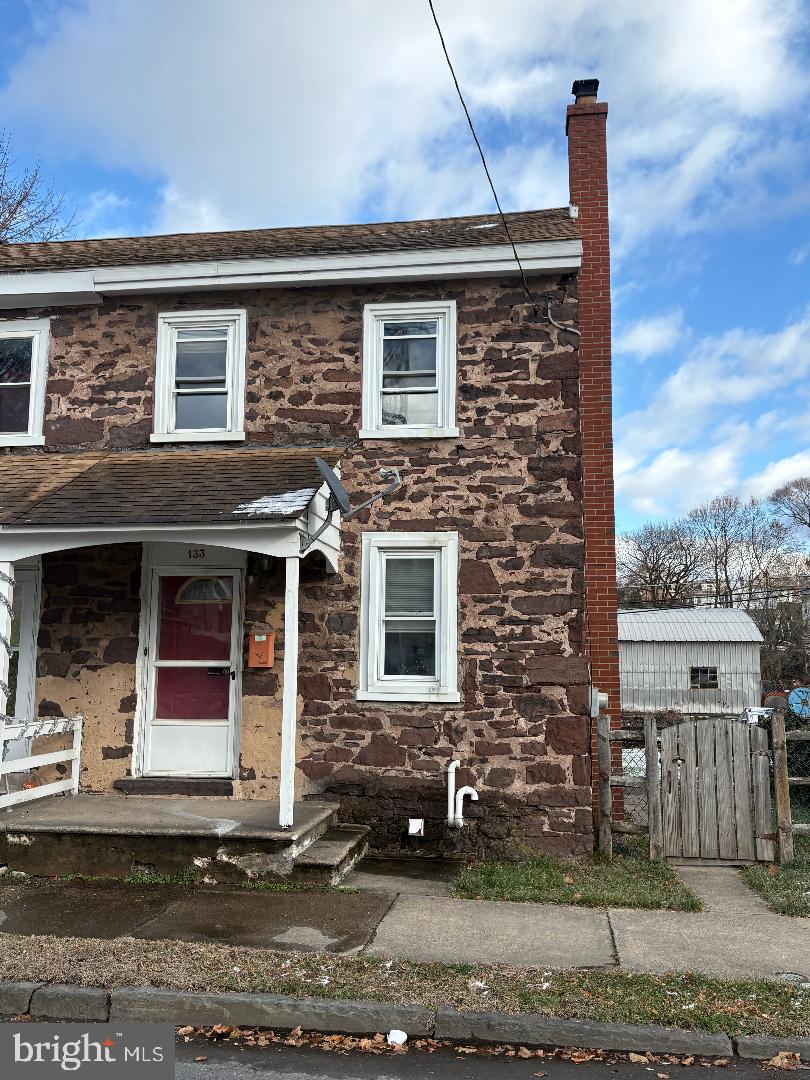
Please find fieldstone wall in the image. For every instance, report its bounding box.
[14,272,591,855]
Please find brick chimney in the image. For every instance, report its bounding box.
[566,80,621,733]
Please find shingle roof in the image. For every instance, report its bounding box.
[0,209,577,272]
[0,448,339,527]
[617,608,764,644]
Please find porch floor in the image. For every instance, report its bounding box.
[0,795,336,842]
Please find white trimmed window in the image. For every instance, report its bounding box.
[0,319,49,446]
[360,301,458,438]
[152,309,247,442]
[359,531,459,702]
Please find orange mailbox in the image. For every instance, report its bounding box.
[247,631,275,668]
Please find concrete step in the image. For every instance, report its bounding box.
[0,796,339,881]
[290,825,370,886]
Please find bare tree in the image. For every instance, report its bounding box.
[0,131,74,244]
[617,520,705,607]
[769,476,810,534]
[687,495,748,606]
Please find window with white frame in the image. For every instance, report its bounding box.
[0,319,49,446]
[152,309,246,442]
[360,301,458,438]
[359,532,459,702]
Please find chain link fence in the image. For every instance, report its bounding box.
[785,716,810,834]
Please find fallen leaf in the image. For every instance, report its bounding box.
[658,1073,670,1078]
[630,1052,648,1064]
[681,1056,695,1067]
[194,1056,207,1063]
[518,1047,534,1058]
[765,1052,801,1071]
[768,864,779,877]
[177,1026,193,1036]
[712,1059,729,1067]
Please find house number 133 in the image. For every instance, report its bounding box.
[187,548,206,560]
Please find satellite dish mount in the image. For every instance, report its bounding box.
[300,456,402,553]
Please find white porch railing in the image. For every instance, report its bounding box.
[0,714,84,810]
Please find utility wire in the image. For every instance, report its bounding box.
[426,0,542,317]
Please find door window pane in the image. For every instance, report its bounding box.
[0,338,32,383]
[174,392,228,431]
[158,576,232,661]
[155,666,230,720]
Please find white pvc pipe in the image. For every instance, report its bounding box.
[447,760,460,827]
[454,785,478,828]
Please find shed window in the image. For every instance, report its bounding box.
[690,666,718,690]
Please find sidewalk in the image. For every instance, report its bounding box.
[0,864,807,981]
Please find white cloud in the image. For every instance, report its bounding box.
[744,452,810,499]
[616,310,810,517]
[0,0,805,246]
[76,189,131,238]
[614,310,684,360]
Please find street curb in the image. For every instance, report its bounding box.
[30,984,110,1022]
[109,986,433,1035]
[1,980,806,1059]
[734,1036,810,1061]
[433,1007,733,1055]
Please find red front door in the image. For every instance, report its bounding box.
[143,570,240,776]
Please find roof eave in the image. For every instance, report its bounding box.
[0,239,582,309]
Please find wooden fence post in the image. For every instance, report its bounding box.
[644,715,664,861]
[771,708,794,865]
[597,713,612,858]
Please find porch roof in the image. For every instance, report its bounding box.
[0,447,340,527]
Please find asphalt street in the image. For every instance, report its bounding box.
[175,1039,768,1079]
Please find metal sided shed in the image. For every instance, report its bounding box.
[618,608,763,716]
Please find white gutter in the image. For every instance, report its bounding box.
[0,239,582,309]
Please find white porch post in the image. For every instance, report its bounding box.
[279,555,300,829]
[0,562,14,717]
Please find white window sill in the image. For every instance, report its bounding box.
[357,688,461,704]
[359,427,460,440]
[0,434,45,447]
[150,430,247,444]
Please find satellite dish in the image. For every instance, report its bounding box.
[315,456,351,516]
[301,456,402,553]
[788,687,810,721]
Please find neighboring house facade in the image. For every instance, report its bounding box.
[0,81,618,857]
[618,608,763,716]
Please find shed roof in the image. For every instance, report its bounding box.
[0,448,338,527]
[617,607,764,644]
[0,208,577,273]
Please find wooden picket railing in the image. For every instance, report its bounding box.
[0,714,84,810]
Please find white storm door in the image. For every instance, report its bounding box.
[143,569,241,777]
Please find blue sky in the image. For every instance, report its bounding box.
[1,0,809,532]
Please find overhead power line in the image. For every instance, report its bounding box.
[426,0,543,317]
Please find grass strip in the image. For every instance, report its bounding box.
[740,836,810,917]
[453,853,702,911]
[0,933,805,1037]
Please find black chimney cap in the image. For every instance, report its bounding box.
[572,78,599,99]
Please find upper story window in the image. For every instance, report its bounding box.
[360,301,458,439]
[0,319,49,447]
[358,531,459,702]
[152,309,246,443]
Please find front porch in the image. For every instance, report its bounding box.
[0,794,369,884]
[0,447,343,831]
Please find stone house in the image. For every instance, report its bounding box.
[0,80,619,875]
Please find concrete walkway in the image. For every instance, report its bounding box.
[0,865,806,981]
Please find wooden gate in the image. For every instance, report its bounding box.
[659,717,774,863]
